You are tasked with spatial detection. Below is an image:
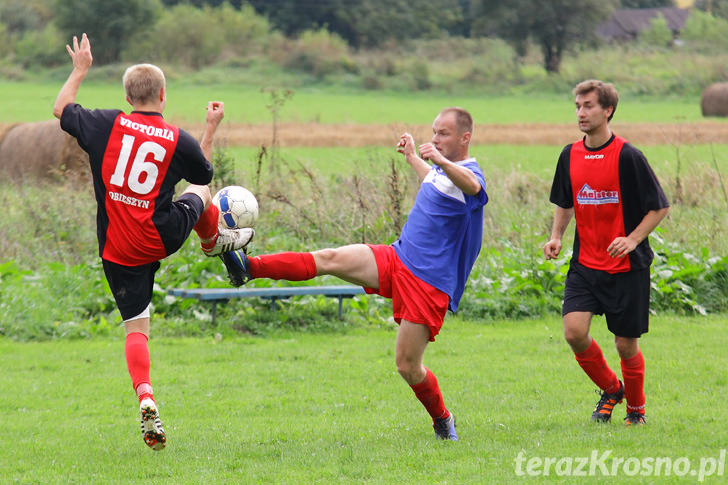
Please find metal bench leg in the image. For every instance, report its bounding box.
[211,301,217,326]
[338,297,344,318]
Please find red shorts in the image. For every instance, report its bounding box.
[363,244,449,341]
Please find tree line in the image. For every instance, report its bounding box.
[0,0,726,74]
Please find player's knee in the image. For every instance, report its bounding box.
[312,247,340,272]
[564,326,588,348]
[395,356,417,382]
[614,337,639,359]
[198,185,212,206]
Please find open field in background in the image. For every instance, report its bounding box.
[1,316,727,483]
[223,143,728,178]
[0,85,726,337]
[0,81,723,125]
[178,120,728,148]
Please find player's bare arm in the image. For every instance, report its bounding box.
[544,206,574,260]
[200,101,225,160]
[53,33,93,119]
[607,206,670,258]
[397,133,430,181]
[418,143,481,196]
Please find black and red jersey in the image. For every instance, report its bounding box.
[549,134,669,273]
[61,104,213,266]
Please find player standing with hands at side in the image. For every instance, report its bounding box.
[543,80,669,426]
[223,108,488,440]
[53,33,254,450]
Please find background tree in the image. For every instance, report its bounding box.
[472,0,618,73]
[53,0,161,64]
[619,0,674,7]
[639,13,674,46]
[0,0,53,36]
[160,0,244,6]
[246,0,462,48]
[695,0,728,19]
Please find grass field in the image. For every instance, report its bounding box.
[225,143,728,179]
[1,315,726,483]
[0,81,720,125]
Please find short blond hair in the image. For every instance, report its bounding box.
[439,107,474,136]
[573,79,619,122]
[122,64,166,105]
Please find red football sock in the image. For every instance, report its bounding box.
[621,351,646,414]
[410,368,449,421]
[195,203,220,244]
[574,339,621,393]
[248,252,317,280]
[125,332,152,402]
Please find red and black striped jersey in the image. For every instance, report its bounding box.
[61,104,213,266]
[549,134,669,273]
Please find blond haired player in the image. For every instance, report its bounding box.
[54,33,253,450]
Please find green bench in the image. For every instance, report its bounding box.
[167,285,366,324]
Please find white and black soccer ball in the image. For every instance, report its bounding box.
[212,185,259,229]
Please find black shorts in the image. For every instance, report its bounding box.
[159,192,205,256]
[102,259,161,321]
[562,262,650,338]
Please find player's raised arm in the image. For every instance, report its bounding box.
[53,33,93,119]
[397,132,430,181]
[200,101,225,160]
[418,142,481,196]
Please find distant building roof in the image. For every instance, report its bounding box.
[597,7,691,41]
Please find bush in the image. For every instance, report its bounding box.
[274,29,358,79]
[639,13,674,48]
[129,4,223,68]
[681,10,728,52]
[14,25,66,68]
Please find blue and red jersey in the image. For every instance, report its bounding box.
[550,134,669,273]
[393,158,488,312]
[61,104,213,266]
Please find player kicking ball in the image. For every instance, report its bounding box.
[544,80,669,426]
[221,108,488,441]
[54,33,253,450]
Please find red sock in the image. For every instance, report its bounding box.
[410,368,449,421]
[195,204,220,244]
[574,339,621,393]
[125,332,152,402]
[621,351,646,414]
[248,252,317,280]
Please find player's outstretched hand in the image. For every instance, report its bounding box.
[206,101,225,128]
[543,239,562,260]
[418,142,448,166]
[65,33,92,73]
[397,133,416,157]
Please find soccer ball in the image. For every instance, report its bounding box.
[212,185,259,229]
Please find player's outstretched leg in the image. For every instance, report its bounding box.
[139,397,166,450]
[220,249,253,287]
[202,227,254,257]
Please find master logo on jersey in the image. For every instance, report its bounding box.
[576,183,619,205]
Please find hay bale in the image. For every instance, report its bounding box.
[701,82,728,117]
[0,120,88,181]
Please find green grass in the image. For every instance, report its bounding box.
[226,143,728,179]
[0,80,719,125]
[1,315,726,483]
